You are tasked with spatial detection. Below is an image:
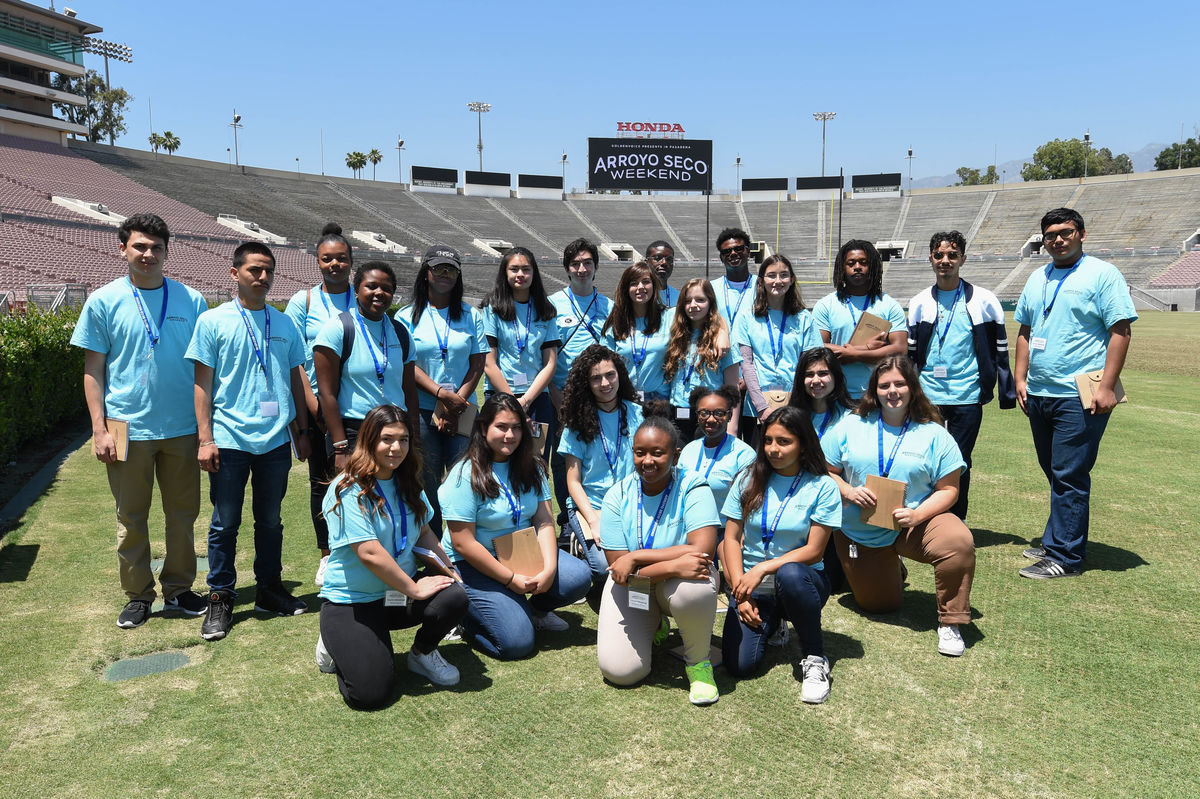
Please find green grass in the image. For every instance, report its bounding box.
[2,311,1199,798]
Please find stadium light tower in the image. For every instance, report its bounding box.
[560,150,569,183]
[81,37,133,146]
[733,154,742,197]
[229,109,243,167]
[1082,129,1092,178]
[905,147,915,194]
[396,137,406,183]
[813,112,836,176]
[467,101,491,171]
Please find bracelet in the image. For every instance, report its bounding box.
[505,572,516,587]
[332,439,348,448]
[436,386,443,398]
[199,440,216,447]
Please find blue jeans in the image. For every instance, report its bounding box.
[722,561,830,677]
[206,443,292,593]
[1027,395,1111,569]
[418,409,470,537]
[566,505,611,584]
[938,403,983,520]
[458,550,591,660]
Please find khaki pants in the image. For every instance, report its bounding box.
[105,434,200,602]
[834,513,975,625]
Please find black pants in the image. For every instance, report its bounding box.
[306,424,333,550]
[938,403,983,520]
[320,577,468,710]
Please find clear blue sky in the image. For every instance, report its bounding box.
[64,0,1196,189]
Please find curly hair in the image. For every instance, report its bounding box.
[328,405,426,526]
[602,261,665,340]
[462,392,547,499]
[738,406,828,518]
[559,345,638,443]
[855,356,942,424]
[663,279,723,383]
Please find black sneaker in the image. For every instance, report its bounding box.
[201,591,234,640]
[1022,546,1048,560]
[163,590,207,616]
[117,599,151,629]
[254,581,307,616]
[1019,558,1081,580]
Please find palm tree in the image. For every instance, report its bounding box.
[161,131,181,155]
[345,151,367,179]
[367,148,383,180]
[148,132,163,154]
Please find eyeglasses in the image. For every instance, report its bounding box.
[430,264,460,277]
[648,254,675,264]
[1042,228,1079,242]
[696,408,731,420]
[719,244,748,257]
[569,258,595,268]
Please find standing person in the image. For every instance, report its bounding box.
[317,405,468,710]
[439,394,591,660]
[907,231,1016,520]
[559,345,644,584]
[663,279,738,441]
[1013,208,1136,580]
[678,386,755,512]
[71,213,209,628]
[400,245,486,537]
[597,402,722,706]
[812,240,908,399]
[602,261,674,401]
[285,222,355,586]
[313,261,418,472]
[821,357,974,656]
[711,227,758,329]
[187,242,312,641]
[645,240,680,307]
[720,407,843,703]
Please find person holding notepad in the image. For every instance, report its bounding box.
[439,393,591,660]
[317,405,468,709]
[821,357,974,657]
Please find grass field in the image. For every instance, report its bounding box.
[1,311,1198,798]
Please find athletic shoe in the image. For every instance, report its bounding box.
[937,624,965,657]
[653,617,670,646]
[685,660,719,706]
[315,635,336,673]
[201,591,234,641]
[1019,558,1081,580]
[768,623,790,647]
[314,554,329,587]
[407,647,460,686]
[163,590,207,616]
[117,599,151,629]
[442,625,464,642]
[531,610,568,632]
[254,581,307,615]
[1022,546,1048,560]
[799,655,831,704]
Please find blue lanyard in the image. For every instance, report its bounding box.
[815,410,834,439]
[128,278,168,355]
[496,476,522,526]
[234,299,271,382]
[630,323,649,368]
[565,291,601,344]
[723,279,750,324]
[431,307,451,363]
[1041,260,1081,320]
[512,301,533,356]
[597,412,622,477]
[355,309,390,388]
[766,309,788,361]
[694,434,728,481]
[376,484,408,558]
[877,416,911,478]
[759,474,805,553]
[934,283,963,350]
[843,295,866,326]
[319,287,352,314]
[637,474,674,550]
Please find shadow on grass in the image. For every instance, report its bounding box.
[972,528,1028,548]
[0,542,39,582]
[1082,540,1148,573]
[835,589,985,634]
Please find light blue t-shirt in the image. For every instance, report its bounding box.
[550,288,612,390]
[319,479,434,603]
[604,309,675,398]
[918,285,982,405]
[400,302,487,411]
[808,404,852,444]
[600,468,720,552]
[284,285,354,393]
[811,292,908,399]
[481,301,560,394]
[660,283,680,308]
[734,308,823,417]
[820,412,965,548]
[314,310,415,418]
[559,401,644,510]
[721,469,842,571]
[668,329,737,408]
[1013,255,1138,398]
[438,459,552,562]
[185,301,304,454]
[679,434,756,511]
[70,276,207,441]
[711,275,758,328]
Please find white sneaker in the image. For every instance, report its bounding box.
[767,623,790,647]
[315,634,335,673]
[532,610,569,632]
[407,647,460,686]
[937,624,965,657]
[442,625,464,642]
[314,554,329,587]
[799,655,831,704]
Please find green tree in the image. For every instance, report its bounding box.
[954,165,998,186]
[1022,138,1133,180]
[161,131,181,155]
[148,132,163,154]
[367,148,383,180]
[50,69,131,144]
[345,151,367,178]
[1154,138,1200,170]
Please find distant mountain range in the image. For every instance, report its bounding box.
[912,142,1169,189]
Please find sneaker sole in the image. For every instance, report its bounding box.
[1022,548,1047,560]
[162,602,205,617]
[938,644,965,657]
[801,688,830,704]
[116,617,147,629]
[254,603,307,616]
[689,692,719,706]
[407,659,460,687]
[201,629,228,641]
[1019,569,1081,580]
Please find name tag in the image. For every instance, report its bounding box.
[511,372,529,387]
[1030,336,1047,351]
[932,366,948,379]
[676,407,689,419]
[439,382,457,393]
[627,575,652,611]
[384,590,409,607]
[259,391,279,418]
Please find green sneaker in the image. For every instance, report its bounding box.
[653,616,670,646]
[685,660,719,706]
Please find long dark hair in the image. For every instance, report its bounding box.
[480,247,556,322]
[559,344,637,444]
[410,259,465,325]
[833,239,884,302]
[463,393,547,499]
[663,278,722,383]
[856,356,942,424]
[789,347,855,415]
[328,405,425,524]
[752,253,804,316]
[602,261,665,340]
[738,406,827,517]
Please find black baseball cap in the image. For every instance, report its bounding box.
[422,245,461,269]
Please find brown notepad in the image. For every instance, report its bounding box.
[862,474,906,531]
[493,526,544,578]
[1074,370,1126,412]
[431,399,478,437]
[576,513,596,544]
[848,311,891,347]
[104,418,129,462]
[530,421,551,460]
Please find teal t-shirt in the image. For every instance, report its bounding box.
[721,469,842,570]
[314,310,415,418]
[811,292,907,398]
[668,328,737,408]
[599,468,720,552]
[319,479,434,603]
[734,308,823,417]
[678,434,756,511]
[711,275,758,328]
[604,309,675,398]
[808,404,852,444]
[70,276,207,441]
[438,459,552,562]
[550,288,612,390]
[660,283,680,309]
[400,302,487,411]
[481,301,560,394]
[559,401,643,510]
[185,301,304,454]
[284,285,354,393]
[918,286,982,405]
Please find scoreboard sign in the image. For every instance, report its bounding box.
[588,138,712,192]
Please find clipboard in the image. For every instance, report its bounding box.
[529,421,551,460]
[104,418,129,462]
[576,512,596,544]
[493,526,544,578]
[862,474,906,531]
[432,399,478,437]
[1075,370,1126,412]
[848,311,891,347]
[413,546,462,582]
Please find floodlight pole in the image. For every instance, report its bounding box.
[813,112,836,176]
[82,37,133,145]
[229,109,243,167]
[467,102,491,171]
[1083,130,1091,179]
[905,147,915,195]
[733,155,742,198]
[396,136,406,183]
